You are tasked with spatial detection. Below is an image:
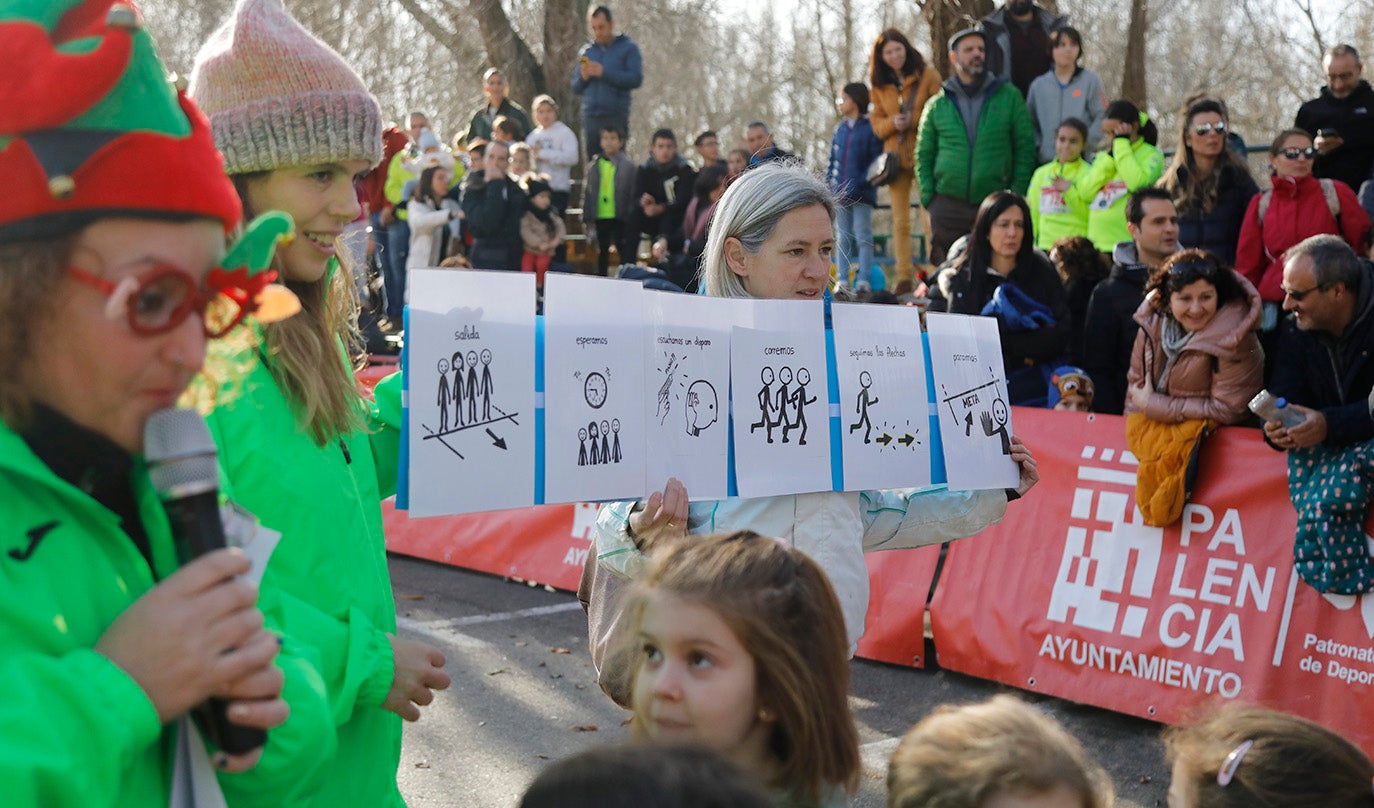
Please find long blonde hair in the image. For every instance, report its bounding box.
[231,173,367,445]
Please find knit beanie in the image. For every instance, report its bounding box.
[188,0,381,175]
[0,0,241,242]
[1049,365,1095,409]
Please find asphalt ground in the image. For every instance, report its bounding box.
[389,553,1170,807]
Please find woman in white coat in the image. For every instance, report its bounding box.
[578,162,1041,706]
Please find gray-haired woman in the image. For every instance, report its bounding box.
[580,162,1041,705]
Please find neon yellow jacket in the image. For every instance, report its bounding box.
[206,331,406,808]
[0,419,334,807]
[1025,157,1091,250]
[1078,136,1164,252]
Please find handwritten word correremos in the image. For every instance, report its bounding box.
[453,325,481,340]
[953,353,978,363]
[764,346,796,356]
[576,336,609,346]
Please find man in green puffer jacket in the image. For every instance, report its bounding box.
[916,28,1037,264]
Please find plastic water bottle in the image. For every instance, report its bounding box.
[1249,390,1306,428]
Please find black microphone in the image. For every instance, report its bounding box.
[145,408,267,756]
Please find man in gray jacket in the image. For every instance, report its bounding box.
[571,6,644,159]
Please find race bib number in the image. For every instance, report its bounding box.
[1039,185,1069,216]
[1091,180,1128,211]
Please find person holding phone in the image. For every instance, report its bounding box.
[1296,44,1374,193]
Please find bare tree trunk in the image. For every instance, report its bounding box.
[542,0,590,140]
[466,0,543,106]
[919,0,995,79]
[1121,0,1149,106]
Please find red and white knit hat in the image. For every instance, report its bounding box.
[188,0,381,175]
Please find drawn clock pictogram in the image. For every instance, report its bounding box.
[584,371,609,409]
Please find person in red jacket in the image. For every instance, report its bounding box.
[1236,129,1370,312]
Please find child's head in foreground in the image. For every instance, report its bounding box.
[1163,705,1373,808]
[518,742,772,808]
[887,694,1113,808]
[625,530,860,803]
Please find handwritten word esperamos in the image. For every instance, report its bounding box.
[848,345,908,360]
[764,346,796,356]
[453,325,481,340]
[657,335,713,347]
[575,336,609,346]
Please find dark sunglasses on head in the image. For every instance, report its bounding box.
[1167,259,1218,278]
[1278,146,1317,160]
[67,263,272,338]
[1193,121,1227,136]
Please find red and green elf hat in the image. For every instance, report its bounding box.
[0,0,241,243]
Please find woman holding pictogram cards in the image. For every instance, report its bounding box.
[578,162,1041,707]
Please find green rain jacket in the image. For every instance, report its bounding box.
[206,326,406,808]
[0,420,334,808]
[1078,135,1165,252]
[916,75,1037,208]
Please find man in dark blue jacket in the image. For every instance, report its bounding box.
[460,140,527,270]
[1266,234,1374,450]
[571,6,643,159]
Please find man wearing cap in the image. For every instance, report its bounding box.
[916,28,1037,264]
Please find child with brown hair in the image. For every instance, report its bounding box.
[1164,705,1374,808]
[623,530,861,807]
[887,695,1113,808]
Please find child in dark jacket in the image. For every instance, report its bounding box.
[827,82,886,293]
[584,125,638,276]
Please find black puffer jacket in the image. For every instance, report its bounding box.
[1080,241,1152,414]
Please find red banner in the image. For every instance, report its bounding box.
[383,501,591,592]
[931,407,1374,756]
[856,546,941,668]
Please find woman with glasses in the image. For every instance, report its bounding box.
[189,1,450,805]
[1159,99,1258,265]
[1126,249,1263,426]
[1236,129,1370,311]
[0,2,338,803]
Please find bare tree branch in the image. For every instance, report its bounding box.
[1290,0,1327,62]
[393,0,462,56]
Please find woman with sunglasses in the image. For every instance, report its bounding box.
[1125,249,1263,426]
[1236,129,1370,311]
[0,2,338,804]
[189,1,450,806]
[1159,99,1258,265]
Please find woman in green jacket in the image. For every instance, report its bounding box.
[189,2,450,806]
[1026,117,1092,250]
[1078,100,1165,253]
[0,3,335,805]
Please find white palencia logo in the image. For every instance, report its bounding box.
[1046,445,1161,638]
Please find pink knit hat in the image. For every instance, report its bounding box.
[188,0,381,175]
